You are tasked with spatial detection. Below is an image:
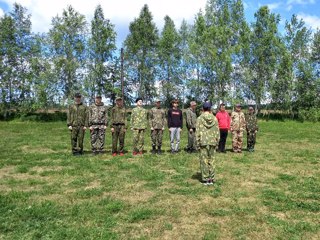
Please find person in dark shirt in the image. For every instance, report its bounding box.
[167,99,183,153]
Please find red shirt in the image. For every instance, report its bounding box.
[216,111,231,130]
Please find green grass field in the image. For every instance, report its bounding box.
[0,120,319,240]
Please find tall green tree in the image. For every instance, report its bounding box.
[158,15,181,105]
[248,6,282,109]
[48,5,87,100]
[124,4,158,103]
[86,5,117,101]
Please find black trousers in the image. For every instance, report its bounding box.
[218,129,228,152]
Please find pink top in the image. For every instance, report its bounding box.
[216,111,231,130]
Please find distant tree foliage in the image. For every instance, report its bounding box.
[0,1,319,120]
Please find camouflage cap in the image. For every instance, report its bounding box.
[155,99,161,103]
[190,101,197,106]
[115,96,122,101]
[235,103,241,107]
[74,93,81,98]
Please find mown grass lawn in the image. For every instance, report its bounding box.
[0,120,319,240]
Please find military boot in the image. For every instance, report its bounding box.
[152,146,157,154]
[157,146,162,155]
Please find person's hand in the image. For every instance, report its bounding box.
[89,126,93,131]
[68,126,72,130]
[103,125,107,129]
[179,128,182,132]
[83,127,87,130]
[123,128,127,132]
[111,128,115,133]
[131,128,133,131]
[151,127,154,131]
[189,128,193,133]
[162,128,165,131]
[255,130,258,133]
[169,128,172,132]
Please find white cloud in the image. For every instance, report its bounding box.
[287,0,315,4]
[0,8,4,17]
[266,2,282,11]
[297,13,320,30]
[1,0,207,35]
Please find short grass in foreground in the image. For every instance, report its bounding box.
[0,120,319,239]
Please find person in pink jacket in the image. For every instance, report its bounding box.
[215,103,231,153]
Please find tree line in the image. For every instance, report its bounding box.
[0,0,319,120]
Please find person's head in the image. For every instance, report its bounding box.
[95,95,102,105]
[203,102,212,112]
[219,103,226,111]
[248,106,254,113]
[136,97,143,107]
[235,103,241,112]
[190,101,197,110]
[74,93,82,104]
[115,97,123,107]
[155,99,161,108]
[171,99,179,108]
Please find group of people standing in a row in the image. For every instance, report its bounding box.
[67,93,258,185]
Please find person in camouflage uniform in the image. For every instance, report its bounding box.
[110,97,127,156]
[131,98,148,155]
[246,106,259,152]
[196,102,220,185]
[186,101,197,153]
[67,93,88,155]
[149,99,166,154]
[88,96,108,154]
[230,103,246,153]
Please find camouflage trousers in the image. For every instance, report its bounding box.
[232,130,244,152]
[112,125,126,153]
[133,129,145,152]
[247,131,256,150]
[90,127,105,152]
[71,126,85,153]
[151,129,163,147]
[199,145,216,181]
[187,128,197,150]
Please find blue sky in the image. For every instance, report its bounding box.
[0,0,319,47]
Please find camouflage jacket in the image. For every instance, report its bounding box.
[110,105,127,128]
[149,107,166,129]
[67,103,88,127]
[89,103,108,128]
[196,112,220,146]
[245,113,258,132]
[186,108,197,129]
[131,107,147,130]
[230,111,246,132]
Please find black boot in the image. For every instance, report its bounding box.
[157,146,162,155]
[152,146,156,154]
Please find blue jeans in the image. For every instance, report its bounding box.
[170,127,181,151]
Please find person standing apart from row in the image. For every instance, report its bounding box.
[168,99,183,154]
[196,102,220,185]
[67,93,88,155]
[149,99,166,155]
[131,98,147,155]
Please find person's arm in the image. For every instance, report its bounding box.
[149,109,153,129]
[130,108,135,129]
[104,106,108,128]
[227,113,231,130]
[180,109,183,129]
[67,105,71,127]
[167,109,172,128]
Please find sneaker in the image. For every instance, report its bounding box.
[202,180,209,186]
[171,150,175,154]
[119,152,124,156]
[112,153,117,157]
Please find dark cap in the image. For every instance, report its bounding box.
[248,106,254,110]
[171,99,179,104]
[135,97,143,103]
[203,102,212,110]
[95,95,102,99]
[220,103,225,106]
[155,99,161,103]
[115,96,122,101]
[235,103,241,107]
[74,93,81,98]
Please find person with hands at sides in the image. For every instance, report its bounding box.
[167,99,183,154]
